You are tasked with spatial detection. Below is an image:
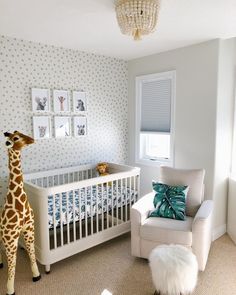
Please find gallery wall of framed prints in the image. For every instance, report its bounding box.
[32,88,87,140]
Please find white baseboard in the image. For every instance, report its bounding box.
[212,224,226,241]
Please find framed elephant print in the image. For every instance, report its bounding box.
[32,88,50,112]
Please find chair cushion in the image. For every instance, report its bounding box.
[140,216,193,246]
[159,166,205,217]
[149,182,189,220]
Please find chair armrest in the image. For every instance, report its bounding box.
[192,200,214,227]
[192,200,214,271]
[131,192,154,225]
[131,192,154,257]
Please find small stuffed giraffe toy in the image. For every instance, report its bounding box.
[0,131,41,295]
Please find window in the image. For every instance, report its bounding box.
[135,71,176,166]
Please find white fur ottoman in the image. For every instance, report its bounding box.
[149,245,198,295]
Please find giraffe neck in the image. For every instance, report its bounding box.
[8,149,23,181]
[6,149,27,210]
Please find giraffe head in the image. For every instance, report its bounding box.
[4,131,34,150]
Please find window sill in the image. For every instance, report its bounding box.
[136,158,173,168]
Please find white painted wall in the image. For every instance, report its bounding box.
[214,38,236,231]
[128,40,219,198]
[128,39,236,233]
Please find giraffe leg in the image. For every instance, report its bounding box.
[4,236,19,295]
[22,227,41,281]
[0,233,3,268]
[0,250,3,268]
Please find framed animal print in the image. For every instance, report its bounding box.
[32,88,50,112]
[73,91,87,113]
[33,116,51,139]
[53,90,70,112]
[54,116,71,138]
[74,116,87,137]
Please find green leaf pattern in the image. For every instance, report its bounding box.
[149,182,188,220]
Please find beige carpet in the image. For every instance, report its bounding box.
[0,234,236,295]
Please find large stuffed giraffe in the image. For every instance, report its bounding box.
[0,131,41,295]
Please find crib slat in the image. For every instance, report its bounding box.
[66,191,70,244]
[85,187,88,237]
[73,189,76,242]
[53,194,57,249]
[101,183,104,231]
[125,177,128,222]
[111,181,114,227]
[90,186,93,235]
[106,182,109,229]
[121,179,123,223]
[133,176,136,205]
[60,193,64,247]
[129,177,132,221]
[96,185,99,233]
[116,179,118,226]
[79,189,82,240]
[137,175,140,202]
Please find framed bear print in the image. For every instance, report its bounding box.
[33,116,51,139]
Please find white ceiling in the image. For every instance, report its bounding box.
[0,0,236,60]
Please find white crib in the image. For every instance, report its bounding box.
[24,163,140,273]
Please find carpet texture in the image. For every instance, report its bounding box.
[0,234,235,295]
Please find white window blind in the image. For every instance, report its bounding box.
[141,79,171,133]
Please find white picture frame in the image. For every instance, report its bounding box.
[53,90,70,112]
[73,91,87,113]
[54,116,71,138]
[32,88,50,112]
[33,116,51,139]
[74,116,87,137]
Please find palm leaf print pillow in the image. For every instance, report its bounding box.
[149,182,189,220]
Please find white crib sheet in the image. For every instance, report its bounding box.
[48,185,136,229]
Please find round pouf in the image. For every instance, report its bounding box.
[149,245,198,295]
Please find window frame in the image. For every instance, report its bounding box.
[135,70,176,167]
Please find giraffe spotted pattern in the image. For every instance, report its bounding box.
[0,131,41,295]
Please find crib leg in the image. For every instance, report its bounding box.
[45,265,50,274]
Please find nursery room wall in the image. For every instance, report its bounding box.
[128,38,236,237]
[0,35,128,203]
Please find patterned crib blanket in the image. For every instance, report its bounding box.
[48,185,137,229]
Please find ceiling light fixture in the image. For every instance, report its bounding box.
[115,0,160,41]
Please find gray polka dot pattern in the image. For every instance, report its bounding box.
[0,35,128,202]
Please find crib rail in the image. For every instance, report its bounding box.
[24,163,140,266]
[48,175,138,250]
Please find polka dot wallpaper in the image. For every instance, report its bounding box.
[0,35,128,202]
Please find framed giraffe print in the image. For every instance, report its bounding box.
[74,116,88,137]
[32,88,50,112]
[53,90,70,112]
[33,116,51,139]
[54,116,71,138]
[73,91,87,113]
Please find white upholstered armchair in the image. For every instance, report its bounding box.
[131,166,213,271]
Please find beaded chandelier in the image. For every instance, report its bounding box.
[115,0,160,41]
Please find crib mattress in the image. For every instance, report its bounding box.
[48,185,136,229]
